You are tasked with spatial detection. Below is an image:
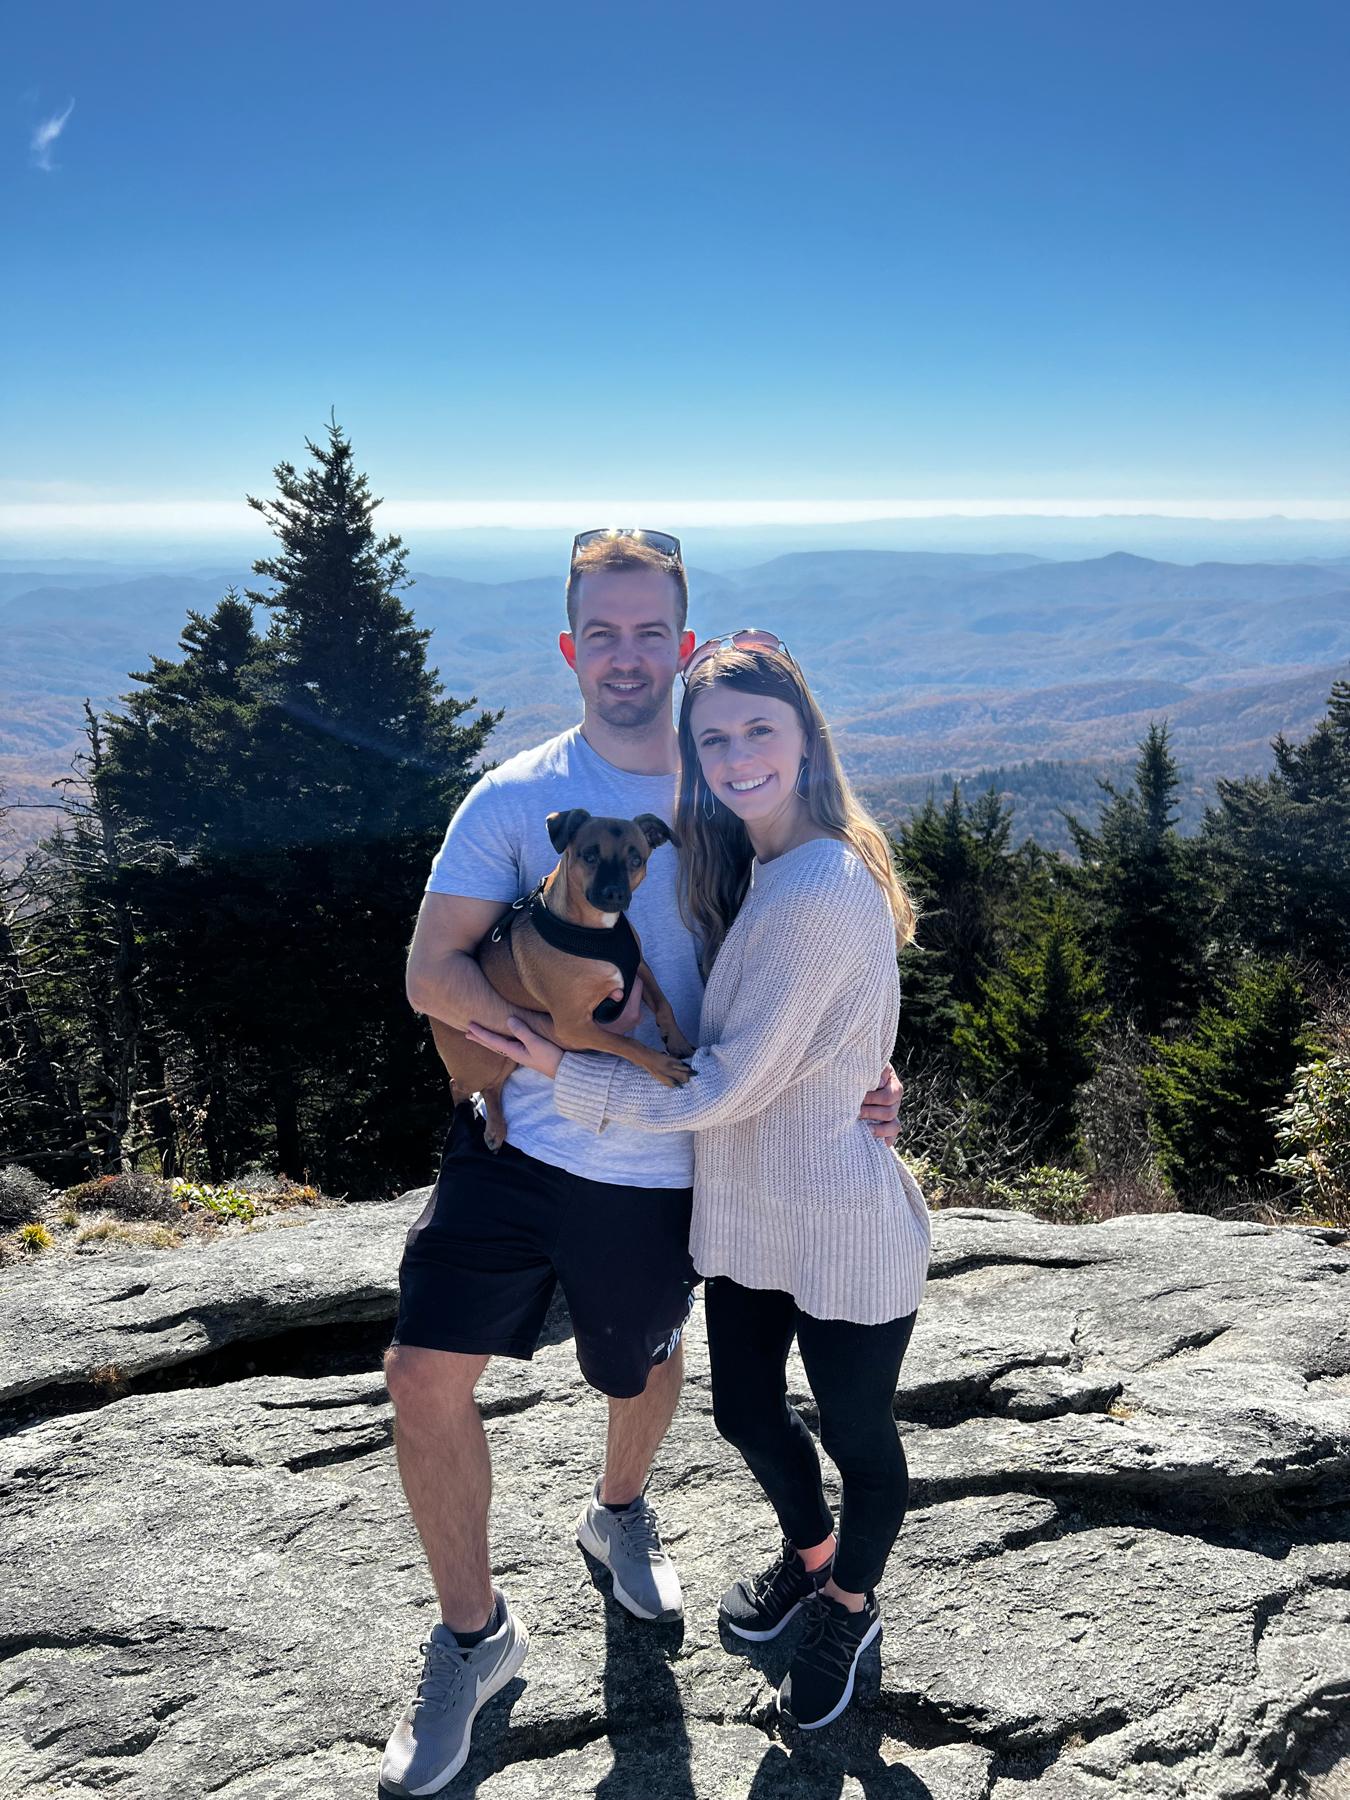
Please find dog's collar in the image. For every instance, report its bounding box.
[527,885,636,960]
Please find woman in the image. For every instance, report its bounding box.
[467,638,931,1730]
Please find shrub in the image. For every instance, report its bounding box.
[1077,1030,1162,1185]
[0,1164,50,1230]
[230,1170,324,1207]
[171,1179,259,1223]
[897,1057,1040,1196]
[18,1222,54,1254]
[64,1171,180,1222]
[1270,1051,1350,1226]
[986,1165,1094,1224]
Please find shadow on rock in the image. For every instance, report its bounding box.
[579,1543,696,1800]
[751,1673,939,1800]
[746,1638,941,1800]
[716,1610,799,1691]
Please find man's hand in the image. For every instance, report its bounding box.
[859,1063,904,1145]
[597,974,644,1038]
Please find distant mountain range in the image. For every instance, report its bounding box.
[4,548,1348,862]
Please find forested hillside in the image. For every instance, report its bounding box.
[6,521,1349,866]
[3,428,1348,1238]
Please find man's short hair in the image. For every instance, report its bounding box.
[565,537,689,634]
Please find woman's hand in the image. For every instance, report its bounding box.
[859,1064,904,1144]
[464,1015,564,1079]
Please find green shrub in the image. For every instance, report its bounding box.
[171,1179,259,1223]
[986,1165,1094,1224]
[0,1164,50,1230]
[18,1222,54,1254]
[1270,1052,1350,1225]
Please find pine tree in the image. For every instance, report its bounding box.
[100,421,499,1192]
[1204,680,1350,971]
[102,593,270,854]
[895,783,1019,1061]
[956,902,1107,1158]
[1142,959,1310,1198]
[1066,722,1206,1035]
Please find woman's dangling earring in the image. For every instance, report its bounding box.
[796,757,810,799]
[702,778,717,821]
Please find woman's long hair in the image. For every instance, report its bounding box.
[675,645,917,972]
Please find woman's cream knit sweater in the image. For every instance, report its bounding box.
[553,837,931,1324]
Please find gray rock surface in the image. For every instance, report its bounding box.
[1,1204,1347,1798]
[0,1198,417,1408]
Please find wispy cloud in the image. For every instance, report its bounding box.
[31,99,74,172]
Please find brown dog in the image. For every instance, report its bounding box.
[430,809,696,1149]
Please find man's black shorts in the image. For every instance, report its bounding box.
[393,1104,697,1399]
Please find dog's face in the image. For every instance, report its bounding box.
[546,810,677,914]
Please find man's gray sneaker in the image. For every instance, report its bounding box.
[380,1590,528,1796]
[576,1483,684,1621]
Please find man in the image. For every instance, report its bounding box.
[380,530,903,1796]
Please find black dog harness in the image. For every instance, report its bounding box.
[491,880,642,1024]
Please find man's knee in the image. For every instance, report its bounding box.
[384,1344,489,1419]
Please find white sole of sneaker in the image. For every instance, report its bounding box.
[779,1615,882,1731]
[575,1513,684,1623]
[720,1597,806,1642]
[399,1620,530,1796]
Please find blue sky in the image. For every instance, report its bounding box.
[5,0,1349,537]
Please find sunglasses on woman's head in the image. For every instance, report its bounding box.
[571,527,683,562]
[680,629,795,685]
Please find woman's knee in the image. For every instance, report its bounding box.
[818,1409,905,1483]
[713,1387,789,1454]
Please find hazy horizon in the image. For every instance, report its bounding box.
[5,512,1350,583]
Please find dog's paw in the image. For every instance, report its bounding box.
[653,1055,695,1087]
[663,1029,696,1059]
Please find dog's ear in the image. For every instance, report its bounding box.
[634,813,678,851]
[546,808,592,852]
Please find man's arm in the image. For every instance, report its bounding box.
[406,892,551,1036]
[406,891,637,1039]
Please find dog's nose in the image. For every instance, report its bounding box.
[595,885,628,908]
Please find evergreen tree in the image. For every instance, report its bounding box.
[0,830,85,1179]
[102,594,270,854]
[956,902,1107,1158]
[895,783,1019,1061]
[1204,680,1350,971]
[1141,959,1310,1198]
[3,713,171,1179]
[1066,722,1206,1035]
[100,421,499,1192]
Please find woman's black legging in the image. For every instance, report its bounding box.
[703,1275,917,1595]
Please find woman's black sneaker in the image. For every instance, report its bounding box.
[718,1538,832,1641]
[778,1589,882,1728]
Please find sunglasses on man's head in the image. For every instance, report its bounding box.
[571,527,683,562]
[680,629,795,685]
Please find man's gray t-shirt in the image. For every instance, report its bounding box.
[425,727,702,1187]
